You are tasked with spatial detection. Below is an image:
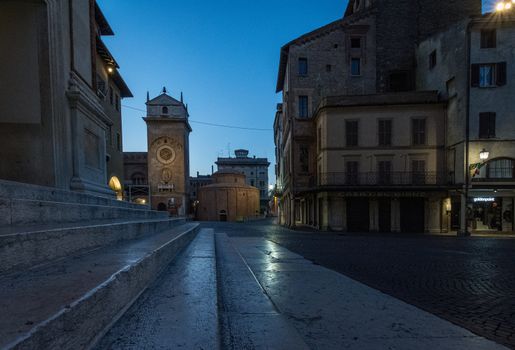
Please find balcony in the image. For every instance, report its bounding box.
[318,172,451,187]
[471,168,514,183]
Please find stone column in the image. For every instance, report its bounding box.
[427,196,442,233]
[330,197,345,231]
[391,199,401,232]
[459,192,468,236]
[320,195,329,231]
[369,199,379,232]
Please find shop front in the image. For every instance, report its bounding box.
[467,193,514,233]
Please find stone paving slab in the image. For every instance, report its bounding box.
[95,228,219,350]
[216,233,310,350]
[231,237,508,350]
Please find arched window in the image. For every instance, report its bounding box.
[162,106,168,115]
[487,158,514,179]
[131,172,146,185]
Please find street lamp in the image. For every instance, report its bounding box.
[479,149,490,161]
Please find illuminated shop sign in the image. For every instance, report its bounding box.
[473,198,496,203]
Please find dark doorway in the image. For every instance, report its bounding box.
[378,199,391,232]
[157,203,167,211]
[219,210,227,222]
[400,198,425,233]
[451,199,460,230]
[347,198,370,232]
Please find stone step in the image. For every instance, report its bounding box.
[0,222,199,350]
[95,228,220,350]
[0,198,167,227]
[0,179,145,210]
[0,217,185,274]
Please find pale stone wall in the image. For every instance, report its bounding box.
[0,0,129,197]
[146,121,190,213]
[317,103,447,176]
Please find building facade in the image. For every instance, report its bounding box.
[0,1,131,197]
[315,92,450,232]
[216,150,270,213]
[416,12,515,233]
[197,171,260,222]
[273,0,482,232]
[123,152,149,205]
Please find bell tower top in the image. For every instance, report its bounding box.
[145,88,189,122]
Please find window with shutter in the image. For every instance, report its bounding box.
[471,64,480,87]
[479,112,496,138]
[496,62,507,86]
[378,119,392,146]
[412,119,426,146]
[480,29,496,49]
[346,121,359,146]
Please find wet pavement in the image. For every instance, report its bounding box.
[205,219,515,349]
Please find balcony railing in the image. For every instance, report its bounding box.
[471,168,514,182]
[318,172,450,187]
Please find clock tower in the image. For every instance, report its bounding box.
[144,88,191,215]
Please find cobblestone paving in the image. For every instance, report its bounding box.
[204,220,515,349]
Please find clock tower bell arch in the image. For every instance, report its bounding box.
[144,88,191,215]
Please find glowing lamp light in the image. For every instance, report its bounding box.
[506,2,513,9]
[445,201,452,214]
[479,149,490,161]
[496,2,506,11]
[107,66,114,74]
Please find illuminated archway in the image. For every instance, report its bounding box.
[108,176,123,200]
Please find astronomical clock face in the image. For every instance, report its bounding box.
[152,137,182,165]
[156,145,176,164]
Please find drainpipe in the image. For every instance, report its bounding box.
[459,22,472,237]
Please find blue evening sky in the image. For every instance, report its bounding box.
[98,0,494,184]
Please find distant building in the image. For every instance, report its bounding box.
[0,1,132,197]
[123,89,192,215]
[123,152,149,205]
[216,150,270,213]
[189,172,213,202]
[197,171,260,222]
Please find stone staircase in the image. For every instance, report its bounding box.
[0,180,199,349]
[0,180,310,350]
